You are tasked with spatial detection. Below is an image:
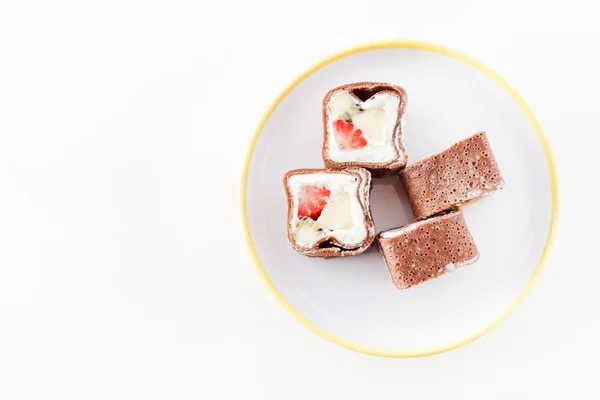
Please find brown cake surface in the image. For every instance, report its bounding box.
[377,210,479,290]
[400,132,504,220]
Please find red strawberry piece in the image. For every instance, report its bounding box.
[297,185,331,220]
[333,119,368,150]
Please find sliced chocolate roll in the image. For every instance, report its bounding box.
[377,210,479,290]
[400,132,504,220]
[283,167,375,258]
[322,82,408,176]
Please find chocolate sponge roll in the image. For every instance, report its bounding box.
[322,82,408,176]
[283,168,375,258]
[377,210,479,290]
[400,132,504,220]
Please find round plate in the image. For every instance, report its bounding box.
[241,41,558,357]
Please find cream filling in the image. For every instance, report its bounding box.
[288,173,367,248]
[326,90,401,163]
[379,219,431,239]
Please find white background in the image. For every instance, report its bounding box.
[0,0,598,398]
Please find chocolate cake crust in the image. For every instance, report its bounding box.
[377,210,479,290]
[400,132,504,220]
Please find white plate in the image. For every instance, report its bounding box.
[242,41,558,357]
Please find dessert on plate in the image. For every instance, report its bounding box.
[400,132,504,220]
[283,167,375,258]
[322,82,408,176]
[281,81,505,291]
[377,210,479,290]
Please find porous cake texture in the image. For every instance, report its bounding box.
[377,210,479,290]
[400,132,504,220]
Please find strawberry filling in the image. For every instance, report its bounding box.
[297,185,331,220]
[333,119,368,150]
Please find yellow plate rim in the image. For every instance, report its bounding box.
[240,39,559,358]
